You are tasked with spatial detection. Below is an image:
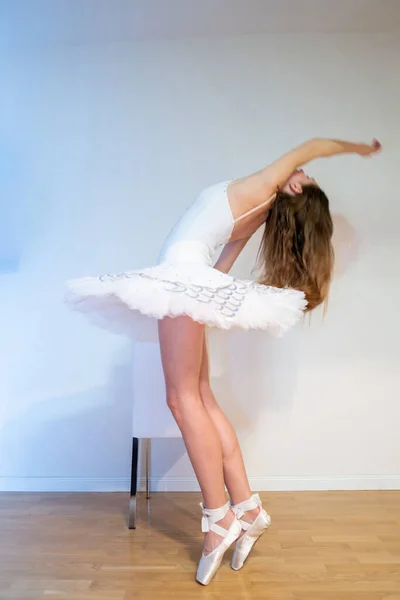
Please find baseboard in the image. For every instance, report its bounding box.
[140,475,400,492]
[0,477,130,492]
[1,475,399,493]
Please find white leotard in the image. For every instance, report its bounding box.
[158,181,274,266]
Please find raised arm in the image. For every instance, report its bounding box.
[259,137,381,193]
[229,137,381,212]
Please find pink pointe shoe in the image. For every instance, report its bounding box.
[196,501,241,586]
[230,493,271,571]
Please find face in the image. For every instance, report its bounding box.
[282,168,319,196]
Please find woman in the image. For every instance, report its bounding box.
[67,137,381,585]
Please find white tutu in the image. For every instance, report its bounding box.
[66,261,307,341]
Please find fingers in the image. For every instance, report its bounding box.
[371,138,382,152]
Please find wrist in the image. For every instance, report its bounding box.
[331,139,366,156]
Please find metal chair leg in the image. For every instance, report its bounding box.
[145,438,151,500]
[128,437,139,529]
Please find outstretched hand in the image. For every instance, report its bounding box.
[358,139,382,157]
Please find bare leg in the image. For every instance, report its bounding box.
[158,316,235,553]
[199,334,260,525]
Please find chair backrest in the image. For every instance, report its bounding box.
[132,341,182,438]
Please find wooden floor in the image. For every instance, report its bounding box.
[0,491,399,600]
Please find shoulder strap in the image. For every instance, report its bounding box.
[234,193,276,224]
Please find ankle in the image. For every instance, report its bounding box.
[231,493,263,524]
[239,506,261,524]
[217,508,235,528]
[202,509,236,555]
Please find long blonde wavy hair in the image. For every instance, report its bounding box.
[256,185,334,312]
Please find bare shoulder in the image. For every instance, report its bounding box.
[227,172,276,219]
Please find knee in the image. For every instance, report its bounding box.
[165,388,201,419]
[166,390,181,417]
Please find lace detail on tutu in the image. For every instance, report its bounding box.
[98,271,251,318]
[66,262,307,340]
[96,271,291,320]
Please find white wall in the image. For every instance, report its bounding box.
[1,33,399,492]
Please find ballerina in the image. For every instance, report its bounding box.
[67,137,381,585]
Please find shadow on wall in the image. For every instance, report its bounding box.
[0,138,49,274]
[0,360,183,490]
[0,141,23,273]
[206,212,358,432]
[0,212,358,491]
[332,213,359,276]
[210,327,302,425]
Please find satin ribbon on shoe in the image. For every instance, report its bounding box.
[231,493,271,571]
[196,501,241,586]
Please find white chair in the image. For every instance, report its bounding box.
[129,341,182,529]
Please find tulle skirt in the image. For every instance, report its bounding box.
[66,261,307,342]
